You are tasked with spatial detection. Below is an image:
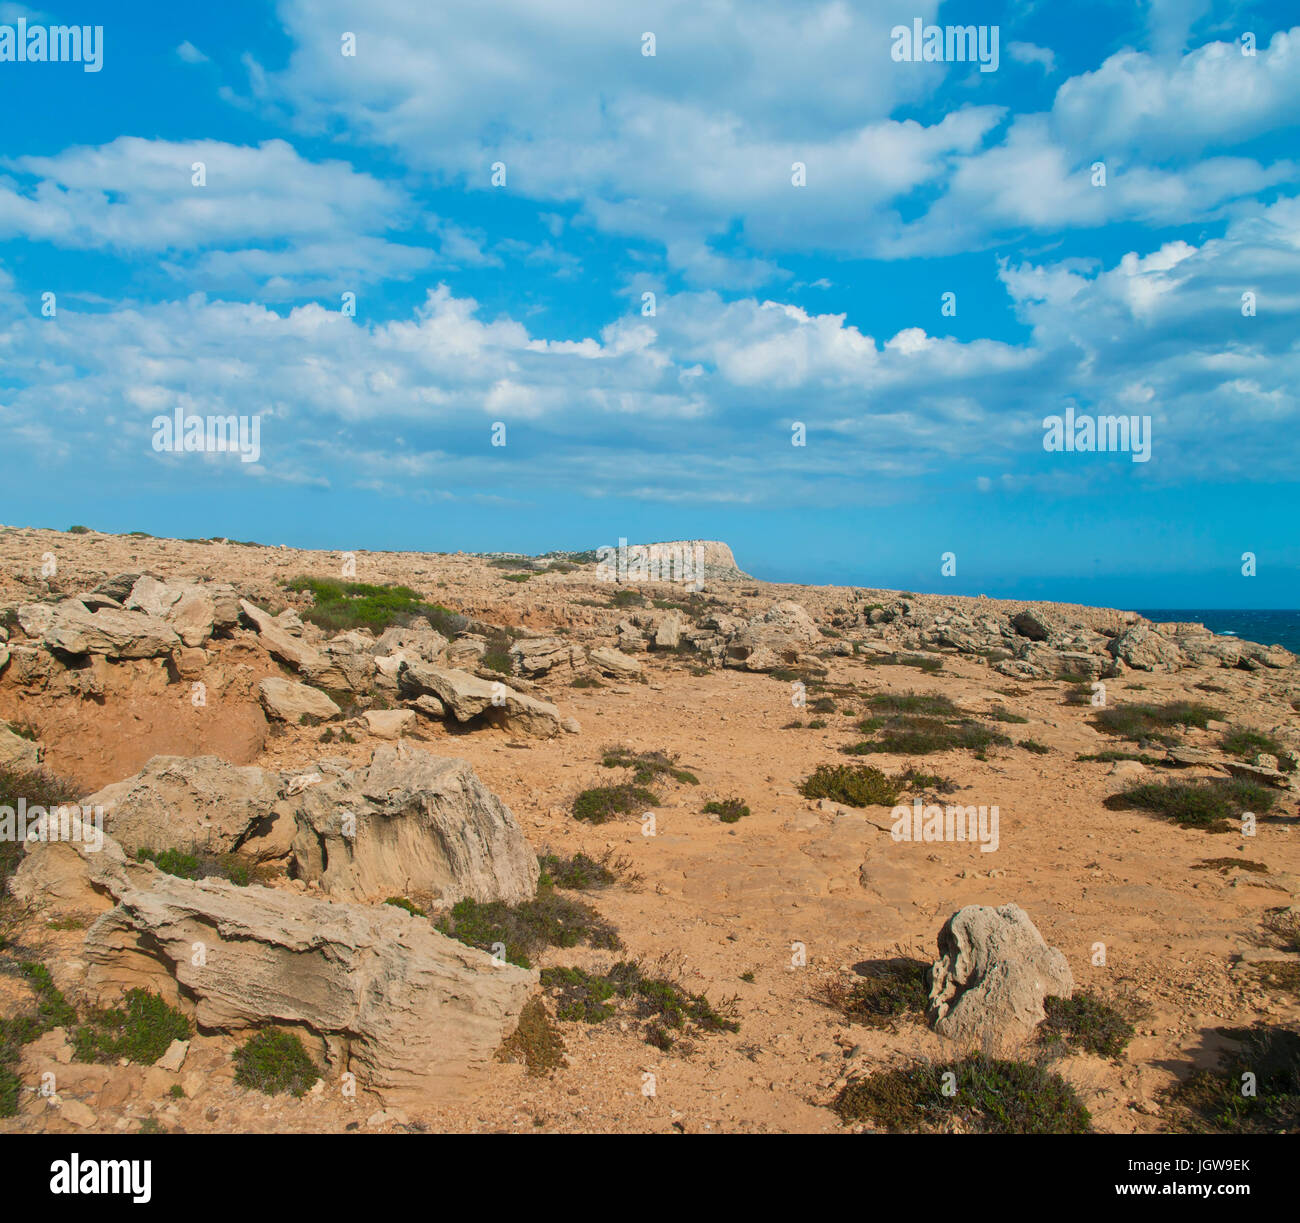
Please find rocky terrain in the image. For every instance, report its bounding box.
[0,523,1297,1134]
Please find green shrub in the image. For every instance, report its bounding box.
[66,525,91,534]
[1220,726,1285,760]
[383,896,427,918]
[232,1030,320,1097]
[985,706,1029,724]
[135,846,259,887]
[1093,700,1223,743]
[1104,778,1274,832]
[833,1056,1091,1133]
[1038,993,1135,1059]
[571,783,659,824]
[73,990,192,1065]
[845,718,1010,758]
[541,961,738,1047]
[537,851,623,890]
[864,692,959,717]
[703,797,749,824]
[434,892,621,969]
[1019,739,1050,754]
[799,763,902,807]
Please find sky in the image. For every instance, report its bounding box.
[0,0,1297,608]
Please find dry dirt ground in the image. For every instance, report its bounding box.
[1,525,1297,1134]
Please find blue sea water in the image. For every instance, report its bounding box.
[1137,609,1300,655]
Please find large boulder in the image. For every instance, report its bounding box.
[289,742,540,905]
[11,824,536,1105]
[1108,624,1184,673]
[82,755,290,861]
[302,631,379,693]
[398,664,565,738]
[27,600,180,660]
[1010,610,1051,642]
[257,676,341,723]
[928,903,1073,1045]
[724,601,819,670]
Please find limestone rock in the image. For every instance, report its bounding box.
[589,647,642,679]
[239,600,323,671]
[83,755,290,861]
[12,823,536,1106]
[398,664,564,738]
[34,600,180,660]
[361,709,416,739]
[509,636,584,676]
[0,723,40,773]
[257,676,341,723]
[289,742,540,905]
[1108,624,1184,673]
[928,903,1073,1044]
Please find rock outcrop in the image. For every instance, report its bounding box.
[397,663,565,738]
[10,822,536,1105]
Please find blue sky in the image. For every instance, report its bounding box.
[0,0,1297,608]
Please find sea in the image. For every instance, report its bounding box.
[1136,609,1300,655]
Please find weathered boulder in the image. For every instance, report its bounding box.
[1108,624,1184,673]
[82,755,290,861]
[928,903,1073,1044]
[239,600,323,671]
[398,664,564,738]
[653,616,685,650]
[257,676,341,723]
[302,631,379,692]
[509,636,584,677]
[361,709,416,739]
[12,824,536,1105]
[0,723,40,772]
[289,742,540,904]
[28,600,180,660]
[1011,610,1051,642]
[589,647,642,679]
[724,601,819,669]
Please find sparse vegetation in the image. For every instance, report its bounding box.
[1162,1024,1300,1133]
[703,797,749,824]
[601,745,698,786]
[232,1029,320,1098]
[72,989,193,1066]
[985,706,1029,724]
[1104,777,1275,832]
[135,846,264,887]
[496,998,566,1075]
[1019,738,1050,754]
[383,896,427,918]
[1038,992,1135,1059]
[819,958,930,1028]
[1093,700,1223,744]
[537,850,638,889]
[844,716,1010,759]
[434,892,621,969]
[799,763,901,807]
[540,961,738,1048]
[1220,726,1285,761]
[571,783,659,824]
[833,1056,1091,1133]
[0,764,77,891]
